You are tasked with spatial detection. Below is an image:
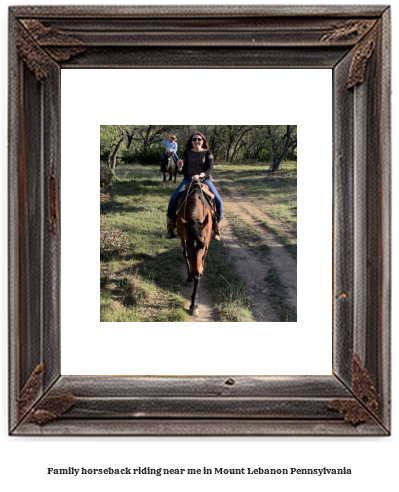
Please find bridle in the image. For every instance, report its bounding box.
[183,180,207,222]
[166,151,175,172]
[183,239,209,272]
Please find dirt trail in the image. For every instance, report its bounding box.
[222,180,297,311]
[179,265,218,322]
[220,216,280,322]
[177,179,297,322]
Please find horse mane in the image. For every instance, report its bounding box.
[184,188,207,238]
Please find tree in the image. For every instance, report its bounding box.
[100,125,126,178]
[100,125,297,168]
[221,125,252,163]
[288,128,297,158]
[266,125,295,172]
[136,125,169,149]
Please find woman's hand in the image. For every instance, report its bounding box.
[192,173,205,182]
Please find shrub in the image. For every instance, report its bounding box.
[119,148,136,164]
[131,145,163,165]
[100,169,113,188]
[100,218,131,260]
[123,277,148,307]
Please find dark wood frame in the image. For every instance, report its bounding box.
[9,5,391,436]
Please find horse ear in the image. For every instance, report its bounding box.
[181,218,188,225]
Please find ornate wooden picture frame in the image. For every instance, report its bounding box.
[9,5,391,435]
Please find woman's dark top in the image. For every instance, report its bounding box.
[179,150,214,179]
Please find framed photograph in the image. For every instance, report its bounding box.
[9,5,390,435]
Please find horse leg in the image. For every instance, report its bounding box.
[163,172,166,189]
[169,171,172,188]
[183,251,193,283]
[190,278,200,315]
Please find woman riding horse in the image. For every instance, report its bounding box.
[176,182,213,313]
[166,131,223,239]
[160,134,179,171]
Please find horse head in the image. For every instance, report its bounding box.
[181,214,211,279]
[166,151,175,173]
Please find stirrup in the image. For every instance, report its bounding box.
[213,230,221,241]
[212,216,221,241]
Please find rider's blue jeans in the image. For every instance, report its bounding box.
[167,177,223,222]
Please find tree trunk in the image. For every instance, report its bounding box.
[231,127,251,162]
[270,125,294,172]
[108,137,124,177]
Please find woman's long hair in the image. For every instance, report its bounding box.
[184,131,210,152]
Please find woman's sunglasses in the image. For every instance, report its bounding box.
[192,138,202,142]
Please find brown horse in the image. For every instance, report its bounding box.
[162,151,178,189]
[177,182,213,315]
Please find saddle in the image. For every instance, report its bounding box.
[176,182,216,217]
[185,182,214,199]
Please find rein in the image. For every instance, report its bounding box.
[198,182,207,222]
[183,180,194,221]
[183,180,206,222]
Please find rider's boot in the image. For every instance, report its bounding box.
[166,215,176,239]
[213,219,221,241]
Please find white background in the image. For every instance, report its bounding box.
[1,1,397,492]
[61,68,332,376]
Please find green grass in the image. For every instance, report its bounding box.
[100,291,141,322]
[100,165,190,322]
[215,161,297,258]
[204,240,254,322]
[226,211,264,248]
[255,216,297,260]
[265,268,297,322]
[225,211,271,257]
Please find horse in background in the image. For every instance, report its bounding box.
[162,151,178,189]
[177,182,214,315]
